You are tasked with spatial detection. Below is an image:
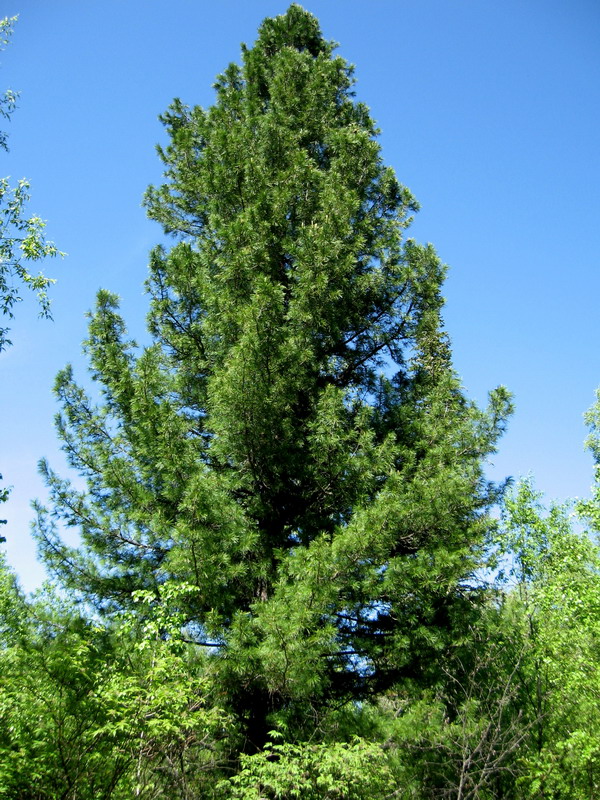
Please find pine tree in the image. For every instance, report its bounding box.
[35,4,511,751]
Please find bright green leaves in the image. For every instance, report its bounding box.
[0,175,59,350]
[494,479,600,798]
[578,388,600,536]
[222,738,395,800]
[0,477,8,538]
[0,570,232,799]
[0,17,60,351]
[0,17,17,156]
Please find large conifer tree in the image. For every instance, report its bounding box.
[35,5,511,749]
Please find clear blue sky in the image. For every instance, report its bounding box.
[1,1,599,591]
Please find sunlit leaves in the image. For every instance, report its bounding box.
[0,19,61,350]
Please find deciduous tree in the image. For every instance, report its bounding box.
[0,15,59,351]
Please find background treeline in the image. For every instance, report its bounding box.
[2,7,600,798]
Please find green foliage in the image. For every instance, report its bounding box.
[221,738,395,799]
[12,4,539,796]
[0,16,17,153]
[493,479,600,799]
[0,558,232,799]
[35,11,510,748]
[0,474,8,538]
[5,5,600,798]
[0,15,60,351]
